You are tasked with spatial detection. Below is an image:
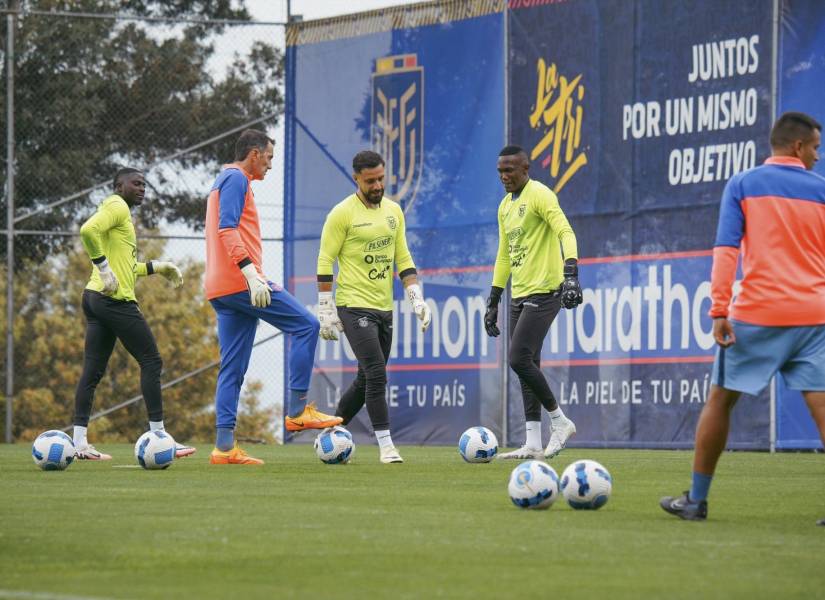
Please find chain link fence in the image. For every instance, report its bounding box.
[0,2,290,444]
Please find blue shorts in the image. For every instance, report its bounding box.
[712,321,825,395]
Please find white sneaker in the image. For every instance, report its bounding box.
[496,446,543,460]
[545,419,576,459]
[175,443,196,458]
[75,444,112,460]
[379,445,404,464]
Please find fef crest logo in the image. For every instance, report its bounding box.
[372,54,424,213]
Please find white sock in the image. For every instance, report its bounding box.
[375,429,394,450]
[525,421,542,449]
[549,408,567,424]
[149,420,165,431]
[73,426,88,448]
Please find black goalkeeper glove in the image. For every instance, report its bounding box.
[484,286,503,337]
[560,259,583,309]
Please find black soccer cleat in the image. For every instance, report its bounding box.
[817,518,825,527]
[660,491,708,521]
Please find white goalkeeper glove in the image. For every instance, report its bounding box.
[240,263,271,308]
[318,291,344,341]
[406,283,431,332]
[96,258,119,296]
[151,261,183,288]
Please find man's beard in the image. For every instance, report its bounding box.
[366,190,383,204]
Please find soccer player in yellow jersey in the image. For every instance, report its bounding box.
[73,168,194,460]
[316,150,432,463]
[485,146,583,460]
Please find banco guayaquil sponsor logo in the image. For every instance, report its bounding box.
[372,53,423,213]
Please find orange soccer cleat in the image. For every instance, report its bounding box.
[284,402,343,432]
[209,445,264,465]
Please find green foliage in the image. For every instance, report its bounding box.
[0,241,277,443]
[1,0,283,259]
[0,446,824,598]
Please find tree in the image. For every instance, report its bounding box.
[0,0,283,261]
[0,239,279,443]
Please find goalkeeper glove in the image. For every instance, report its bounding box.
[484,286,503,337]
[406,283,432,332]
[240,263,271,308]
[318,291,344,340]
[560,259,583,309]
[151,261,183,288]
[96,258,119,296]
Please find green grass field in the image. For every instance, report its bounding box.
[1,443,824,599]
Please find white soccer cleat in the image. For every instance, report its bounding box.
[175,443,197,458]
[545,419,577,459]
[379,445,404,464]
[75,444,112,460]
[496,446,543,460]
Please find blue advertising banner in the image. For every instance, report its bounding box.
[506,0,775,447]
[507,251,768,449]
[285,3,505,445]
[775,0,825,450]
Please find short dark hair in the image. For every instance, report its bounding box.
[770,112,822,149]
[352,150,384,173]
[113,167,142,190]
[499,145,528,158]
[234,129,273,161]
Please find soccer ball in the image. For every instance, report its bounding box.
[314,426,354,464]
[458,426,498,463]
[507,460,560,509]
[560,459,613,509]
[32,430,75,471]
[134,430,176,470]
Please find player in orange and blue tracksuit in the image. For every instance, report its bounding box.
[205,129,340,465]
[661,112,825,521]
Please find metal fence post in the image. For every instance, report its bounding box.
[5,3,17,444]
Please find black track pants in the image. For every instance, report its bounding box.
[509,292,562,421]
[73,290,163,426]
[336,307,393,431]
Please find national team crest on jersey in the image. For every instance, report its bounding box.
[372,54,424,213]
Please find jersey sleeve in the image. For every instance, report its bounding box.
[394,207,416,277]
[79,197,130,261]
[136,262,149,277]
[710,176,745,317]
[216,170,252,266]
[530,188,578,260]
[713,175,745,248]
[317,204,348,277]
[492,201,511,288]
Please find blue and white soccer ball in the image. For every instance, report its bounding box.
[314,426,354,464]
[458,426,498,463]
[134,430,176,470]
[561,459,613,509]
[32,430,75,471]
[508,460,560,509]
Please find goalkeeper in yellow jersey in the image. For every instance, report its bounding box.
[73,168,194,460]
[485,146,583,460]
[316,151,431,464]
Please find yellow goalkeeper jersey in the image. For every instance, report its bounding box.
[492,179,578,298]
[80,194,149,302]
[317,194,416,311]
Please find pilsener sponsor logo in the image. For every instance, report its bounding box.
[364,236,392,252]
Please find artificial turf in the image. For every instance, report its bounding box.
[1,443,823,599]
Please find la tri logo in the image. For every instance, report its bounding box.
[372,53,424,213]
